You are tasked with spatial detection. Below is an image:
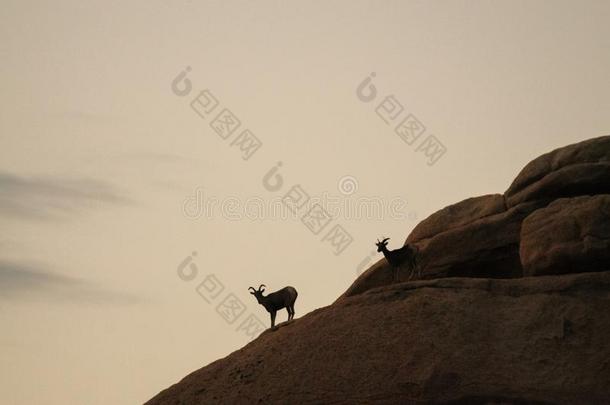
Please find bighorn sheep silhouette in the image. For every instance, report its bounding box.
[248,284,298,329]
[376,237,420,281]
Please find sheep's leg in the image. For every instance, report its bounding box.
[270,311,276,329]
[286,307,292,322]
[414,257,422,279]
[413,252,421,279]
[408,256,419,280]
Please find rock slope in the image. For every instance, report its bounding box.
[147,136,610,404]
[148,272,610,404]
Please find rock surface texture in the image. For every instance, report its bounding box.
[148,136,610,404]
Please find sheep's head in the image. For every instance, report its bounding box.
[376,237,390,252]
[248,284,266,303]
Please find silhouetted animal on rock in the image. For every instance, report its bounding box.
[248,284,298,329]
[376,237,420,281]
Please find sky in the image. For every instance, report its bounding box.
[1,1,609,403]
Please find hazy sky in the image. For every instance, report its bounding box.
[1,1,609,403]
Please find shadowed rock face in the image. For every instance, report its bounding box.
[148,272,610,405]
[521,194,610,276]
[409,200,542,280]
[148,136,610,404]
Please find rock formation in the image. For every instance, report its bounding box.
[147,136,610,404]
[343,135,610,299]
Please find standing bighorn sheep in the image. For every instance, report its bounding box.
[376,237,420,281]
[248,284,298,329]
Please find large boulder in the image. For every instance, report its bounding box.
[505,136,610,207]
[342,194,522,299]
[520,195,610,276]
[147,271,610,405]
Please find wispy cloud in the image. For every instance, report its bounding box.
[0,260,139,305]
[0,171,130,220]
